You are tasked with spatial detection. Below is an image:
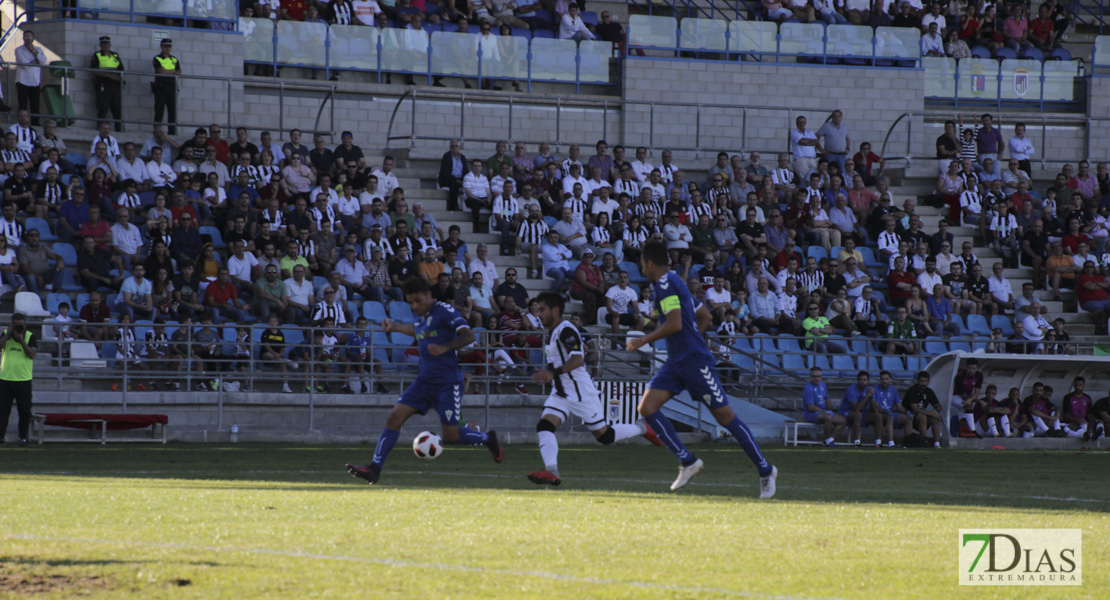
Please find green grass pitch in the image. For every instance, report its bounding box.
[1,443,1107,599]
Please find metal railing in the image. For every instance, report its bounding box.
[626,0,762,20]
[919,112,1105,172]
[240,18,618,95]
[0,60,337,139]
[1072,0,1107,35]
[385,90,909,166]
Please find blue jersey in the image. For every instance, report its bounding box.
[839,383,871,415]
[652,271,712,364]
[872,384,900,414]
[414,301,469,383]
[803,382,830,414]
[345,331,372,359]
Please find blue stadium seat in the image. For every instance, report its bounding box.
[65,151,87,167]
[832,354,855,377]
[388,301,414,323]
[466,25,481,34]
[949,340,972,353]
[813,355,831,371]
[783,353,808,376]
[422,22,440,35]
[858,246,882,270]
[990,315,1015,337]
[581,11,599,26]
[25,217,57,242]
[923,337,947,356]
[52,242,77,265]
[777,337,801,353]
[863,354,881,373]
[731,353,756,371]
[1019,47,1044,62]
[282,327,305,359]
[59,269,84,292]
[619,261,647,283]
[371,331,392,368]
[75,293,90,313]
[45,292,70,314]
[880,355,906,375]
[829,245,843,259]
[390,332,416,368]
[511,27,530,38]
[532,29,555,39]
[969,46,991,59]
[965,314,991,336]
[1048,47,1071,61]
[199,225,225,249]
[948,314,965,335]
[993,47,1017,60]
[533,9,552,21]
[806,246,827,261]
[362,301,387,323]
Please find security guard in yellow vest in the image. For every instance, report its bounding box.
[152,38,181,135]
[90,35,124,131]
[0,313,38,446]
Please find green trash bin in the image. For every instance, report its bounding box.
[44,60,76,127]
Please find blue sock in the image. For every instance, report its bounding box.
[372,428,400,466]
[725,416,772,476]
[456,426,489,445]
[643,410,696,465]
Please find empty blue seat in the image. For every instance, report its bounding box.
[966,314,991,336]
[949,340,972,353]
[532,29,555,39]
[832,354,855,376]
[993,47,1017,60]
[990,314,1015,337]
[783,353,808,376]
[581,11,599,26]
[52,242,77,265]
[948,314,965,335]
[199,225,225,249]
[924,337,947,356]
[969,46,991,59]
[777,337,801,353]
[619,261,647,283]
[65,151,87,167]
[1019,47,1044,62]
[1048,47,1071,61]
[362,301,387,323]
[806,246,827,261]
[731,353,756,370]
[25,217,57,242]
[59,269,84,292]
[45,292,70,314]
[388,301,414,323]
[858,246,882,269]
[880,355,906,374]
[511,27,530,38]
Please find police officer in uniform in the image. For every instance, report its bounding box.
[0,313,37,447]
[90,35,124,131]
[152,38,180,135]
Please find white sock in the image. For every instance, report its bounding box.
[1022,430,1034,438]
[853,439,861,445]
[887,440,895,447]
[611,423,643,442]
[974,420,988,435]
[1033,417,1048,434]
[962,414,976,429]
[934,441,940,447]
[1066,424,1086,438]
[1098,422,1106,433]
[986,421,998,437]
[1000,416,1011,437]
[825,437,835,444]
[538,430,559,477]
[1050,419,1061,431]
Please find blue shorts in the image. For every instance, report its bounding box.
[803,411,835,424]
[648,358,729,410]
[398,376,465,426]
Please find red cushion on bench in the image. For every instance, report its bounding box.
[41,413,169,431]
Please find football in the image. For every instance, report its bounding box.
[412,431,443,460]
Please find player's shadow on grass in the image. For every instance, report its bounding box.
[0,556,221,568]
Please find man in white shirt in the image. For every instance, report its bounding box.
[541,230,572,290]
[590,187,619,220]
[227,239,260,296]
[371,156,399,197]
[604,270,640,336]
[561,162,587,200]
[789,115,819,182]
[657,150,679,184]
[468,243,499,290]
[920,22,944,57]
[559,4,596,41]
[109,208,144,272]
[490,161,515,197]
[462,159,491,228]
[629,146,654,182]
[552,205,588,257]
[199,146,230,187]
[663,210,692,262]
[115,142,149,188]
[641,169,666,202]
[917,256,943,293]
[1007,123,1035,174]
[146,146,177,190]
[582,165,610,199]
[1020,306,1051,354]
[14,31,47,125]
[987,261,1015,314]
[1072,241,1099,270]
[283,264,314,324]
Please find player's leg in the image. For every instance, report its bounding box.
[637,385,693,463]
[529,412,564,485]
[435,378,502,462]
[709,403,774,475]
[830,413,847,441]
[883,413,895,445]
[914,413,927,437]
[848,410,863,445]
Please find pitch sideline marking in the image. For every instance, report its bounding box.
[3,468,1104,504]
[2,533,842,600]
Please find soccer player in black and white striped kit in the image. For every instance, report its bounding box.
[526,292,661,486]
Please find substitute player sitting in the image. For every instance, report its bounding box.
[526,292,662,486]
[1087,395,1109,441]
[901,371,943,447]
[838,371,873,446]
[803,367,846,447]
[346,277,503,485]
[868,370,909,448]
[626,240,778,497]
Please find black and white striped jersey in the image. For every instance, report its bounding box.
[545,320,598,400]
[517,219,548,246]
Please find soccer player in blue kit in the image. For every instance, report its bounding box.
[626,241,777,497]
[346,278,503,484]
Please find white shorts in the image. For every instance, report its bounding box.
[541,388,607,431]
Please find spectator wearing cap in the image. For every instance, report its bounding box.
[152,38,180,134]
[90,36,124,131]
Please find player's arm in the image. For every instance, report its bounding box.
[380,317,415,337]
[695,303,713,334]
[534,353,584,384]
[627,307,681,351]
[427,326,476,357]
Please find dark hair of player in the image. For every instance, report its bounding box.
[401,276,430,296]
[641,239,669,267]
[537,291,565,315]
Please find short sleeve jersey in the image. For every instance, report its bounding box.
[952,369,983,398]
[902,384,940,412]
[414,301,469,383]
[1063,393,1092,420]
[872,384,900,413]
[545,320,598,400]
[652,271,712,364]
[803,381,830,413]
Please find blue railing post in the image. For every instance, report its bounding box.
[575,43,581,94]
[822,28,828,65]
[953,60,960,110]
[526,39,533,92]
[996,66,1003,111]
[871,31,877,67]
[376,32,383,84]
[426,34,432,86]
[477,41,483,90]
[724,27,731,61]
[180,0,186,29]
[775,31,781,64]
[674,26,681,58]
[325,27,332,81]
[271,22,279,78]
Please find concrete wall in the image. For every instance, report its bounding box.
[27,19,243,130]
[620,59,926,165]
